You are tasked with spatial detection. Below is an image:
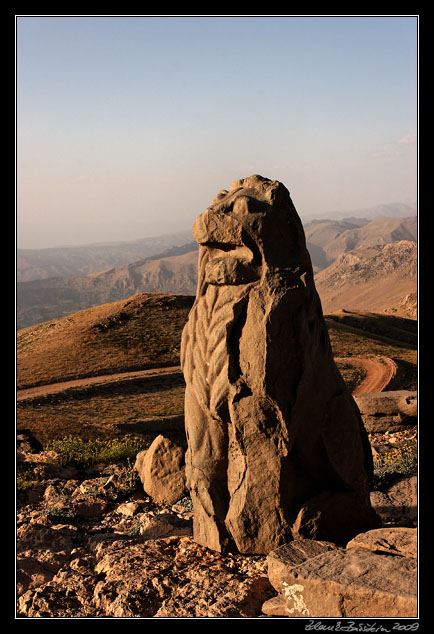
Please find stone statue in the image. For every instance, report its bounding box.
[181,175,381,554]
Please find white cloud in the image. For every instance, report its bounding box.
[397,133,417,145]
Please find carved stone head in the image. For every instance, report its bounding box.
[192,174,313,295]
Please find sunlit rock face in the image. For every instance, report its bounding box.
[181,175,381,555]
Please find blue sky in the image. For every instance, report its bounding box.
[16,15,418,248]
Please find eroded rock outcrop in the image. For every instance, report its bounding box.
[181,175,381,554]
[263,528,417,618]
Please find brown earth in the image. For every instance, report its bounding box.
[16,366,182,402]
[335,356,398,395]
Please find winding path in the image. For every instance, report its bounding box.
[17,356,397,402]
[16,365,183,402]
[335,356,397,395]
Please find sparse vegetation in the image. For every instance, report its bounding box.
[17,373,185,446]
[373,444,417,490]
[46,435,150,467]
[16,468,41,493]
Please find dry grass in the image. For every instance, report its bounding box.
[17,372,186,446]
[326,318,417,367]
[17,293,194,389]
[373,444,417,489]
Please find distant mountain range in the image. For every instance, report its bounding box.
[305,215,417,272]
[16,204,418,330]
[17,202,416,284]
[17,230,193,283]
[302,201,417,224]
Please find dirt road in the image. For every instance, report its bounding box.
[335,356,397,395]
[16,365,183,402]
[17,356,397,402]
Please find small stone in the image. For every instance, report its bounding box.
[116,502,141,517]
[43,484,60,501]
[75,500,109,518]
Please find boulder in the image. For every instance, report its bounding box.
[134,435,186,505]
[354,390,417,433]
[263,528,417,618]
[181,174,380,554]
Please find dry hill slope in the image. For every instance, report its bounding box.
[17,246,198,329]
[315,240,417,317]
[305,216,416,271]
[17,292,417,447]
[17,293,195,389]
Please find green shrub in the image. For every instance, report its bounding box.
[46,434,150,467]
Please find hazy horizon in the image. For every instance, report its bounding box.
[17,15,418,250]
[16,199,417,251]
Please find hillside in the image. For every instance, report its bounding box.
[17,230,193,282]
[305,215,417,271]
[315,240,417,317]
[17,245,198,329]
[17,293,195,389]
[17,292,417,447]
[18,203,416,284]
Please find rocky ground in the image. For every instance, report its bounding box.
[16,443,272,618]
[16,425,417,619]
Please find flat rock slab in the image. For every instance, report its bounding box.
[354,391,417,433]
[267,539,339,591]
[347,526,417,559]
[263,529,417,618]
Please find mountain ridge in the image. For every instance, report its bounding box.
[16,214,417,330]
[17,230,194,283]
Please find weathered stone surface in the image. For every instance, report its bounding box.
[347,526,417,558]
[291,490,381,545]
[18,536,273,618]
[16,523,76,596]
[370,474,417,527]
[264,529,417,618]
[134,435,186,505]
[138,512,192,539]
[181,174,380,554]
[266,539,340,591]
[354,390,417,433]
